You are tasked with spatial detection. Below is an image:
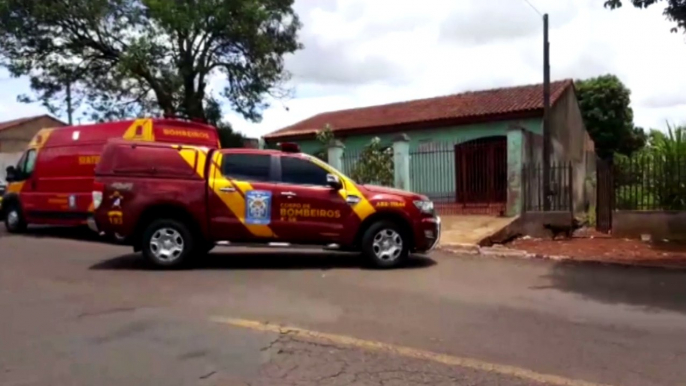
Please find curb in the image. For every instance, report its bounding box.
[437,244,686,271]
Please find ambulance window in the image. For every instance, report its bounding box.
[24,150,37,175]
[280,156,328,186]
[14,152,27,174]
[222,154,271,182]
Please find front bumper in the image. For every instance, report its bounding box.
[428,216,441,251]
[414,215,441,253]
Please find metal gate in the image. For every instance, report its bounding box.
[596,158,613,233]
[454,137,507,205]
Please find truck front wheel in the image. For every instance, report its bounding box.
[141,219,196,269]
[361,221,409,269]
[4,202,27,234]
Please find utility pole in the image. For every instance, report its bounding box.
[542,13,551,211]
[66,78,73,125]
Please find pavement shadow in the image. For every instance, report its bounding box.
[543,260,686,314]
[90,250,437,271]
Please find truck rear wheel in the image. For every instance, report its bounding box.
[4,203,27,234]
[361,220,409,269]
[141,219,196,269]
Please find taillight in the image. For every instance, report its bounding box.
[92,182,104,210]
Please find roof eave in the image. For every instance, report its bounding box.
[264,109,543,142]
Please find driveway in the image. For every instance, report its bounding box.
[1,227,685,385]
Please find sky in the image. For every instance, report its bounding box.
[1,0,685,137]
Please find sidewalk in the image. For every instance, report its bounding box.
[507,231,686,269]
[441,229,686,270]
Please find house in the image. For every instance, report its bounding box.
[0,114,67,181]
[264,80,595,216]
[242,137,260,148]
[0,114,67,153]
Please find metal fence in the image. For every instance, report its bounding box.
[613,154,686,211]
[341,150,361,177]
[522,162,573,212]
[409,138,507,215]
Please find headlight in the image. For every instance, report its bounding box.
[413,200,434,214]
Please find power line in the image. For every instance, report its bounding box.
[522,0,543,16]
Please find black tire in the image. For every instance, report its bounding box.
[361,220,409,269]
[140,219,196,269]
[4,202,27,234]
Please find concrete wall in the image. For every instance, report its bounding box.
[550,87,586,162]
[0,116,66,152]
[613,211,686,242]
[549,87,596,218]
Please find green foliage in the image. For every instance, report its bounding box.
[605,1,686,33]
[311,125,394,185]
[204,97,244,148]
[0,0,302,123]
[349,137,393,186]
[613,123,686,210]
[647,123,686,157]
[575,74,646,159]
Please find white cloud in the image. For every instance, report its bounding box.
[227,0,686,137]
[0,72,52,120]
[1,0,685,135]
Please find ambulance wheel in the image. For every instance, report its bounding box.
[361,220,409,269]
[4,203,27,233]
[141,219,195,269]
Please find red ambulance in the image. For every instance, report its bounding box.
[2,118,220,232]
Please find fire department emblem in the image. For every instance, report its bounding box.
[245,190,272,225]
[109,191,123,209]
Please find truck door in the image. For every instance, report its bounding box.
[271,155,351,244]
[207,151,279,242]
[7,149,38,219]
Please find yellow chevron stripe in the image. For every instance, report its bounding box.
[123,119,155,141]
[308,155,376,221]
[207,152,276,238]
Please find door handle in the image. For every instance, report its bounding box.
[280,191,297,197]
[219,187,236,193]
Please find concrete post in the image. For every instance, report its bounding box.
[257,137,265,150]
[506,127,526,217]
[327,140,345,171]
[393,134,410,191]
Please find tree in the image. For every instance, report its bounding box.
[575,74,646,159]
[605,1,686,33]
[204,97,245,148]
[0,0,302,123]
[349,137,394,186]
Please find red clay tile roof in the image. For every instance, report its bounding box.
[0,114,67,132]
[265,80,574,139]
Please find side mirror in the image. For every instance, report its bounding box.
[5,166,16,182]
[326,174,342,190]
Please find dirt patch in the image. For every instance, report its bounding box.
[508,230,686,269]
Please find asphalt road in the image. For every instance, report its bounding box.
[1,227,686,386]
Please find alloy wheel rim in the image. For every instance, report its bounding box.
[149,227,185,262]
[372,229,403,261]
[7,210,19,228]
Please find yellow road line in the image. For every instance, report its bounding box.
[211,317,613,386]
